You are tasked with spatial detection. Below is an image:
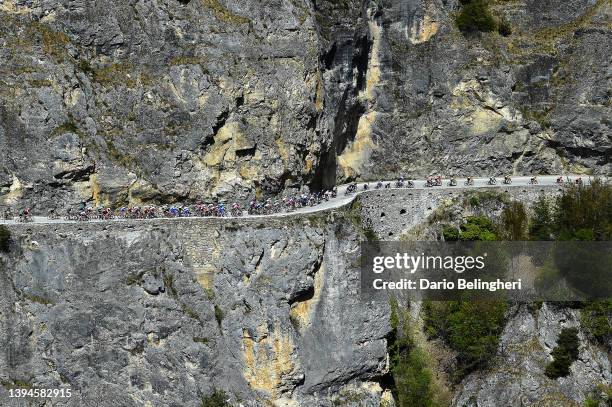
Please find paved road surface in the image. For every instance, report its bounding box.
[0,175,596,225]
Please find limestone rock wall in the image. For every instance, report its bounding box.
[0,212,390,406]
[453,303,611,407]
[1,188,610,406]
[1,0,610,211]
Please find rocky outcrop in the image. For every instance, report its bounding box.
[1,189,610,406]
[453,303,611,407]
[0,210,390,406]
[1,0,610,211]
[361,0,611,181]
[0,0,324,210]
[359,187,611,407]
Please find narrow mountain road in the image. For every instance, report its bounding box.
[0,175,595,225]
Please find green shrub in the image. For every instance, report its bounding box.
[442,225,459,241]
[529,195,554,240]
[389,299,446,407]
[501,201,527,240]
[363,226,379,242]
[214,305,224,327]
[590,384,612,406]
[52,121,79,136]
[423,300,507,381]
[530,181,611,241]
[459,216,498,241]
[201,388,230,407]
[0,226,10,252]
[201,0,250,25]
[584,398,599,407]
[394,346,439,407]
[545,327,580,379]
[498,19,512,36]
[580,301,612,345]
[456,0,497,33]
[554,178,611,241]
[542,180,612,296]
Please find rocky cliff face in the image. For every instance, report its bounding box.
[0,209,391,406]
[454,303,611,407]
[359,0,611,181]
[1,191,610,406]
[1,0,610,211]
[1,0,323,210]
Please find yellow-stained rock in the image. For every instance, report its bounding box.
[363,21,382,103]
[239,164,259,180]
[276,138,290,164]
[195,266,216,291]
[568,162,593,175]
[315,71,324,112]
[337,112,378,179]
[338,18,382,181]
[243,323,298,397]
[289,263,324,329]
[90,173,109,207]
[410,12,439,44]
[470,109,503,135]
[203,122,246,166]
[127,179,159,205]
[2,174,24,205]
[0,0,33,14]
[381,389,396,406]
[304,158,314,173]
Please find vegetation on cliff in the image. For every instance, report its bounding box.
[501,201,527,241]
[0,226,10,252]
[455,0,512,36]
[580,301,612,347]
[456,0,496,33]
[389,299,448,407]
[423,300,507,382]
[531,180,612,298]
[584,383,612,407]
[554,179,612,241]
[526,179,611,241]
[544,327,580,379]
[442,215,499,241]
[428,180,611,389]
[200,388,230,407]
[529,195,554,240]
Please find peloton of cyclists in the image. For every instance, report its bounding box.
[5,175,594,223]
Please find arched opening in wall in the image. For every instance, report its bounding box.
[380,212,385,218]
[427,206,432,211]
[177,0,191,4]
[400,209,406,214]
[388,232,394,237]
